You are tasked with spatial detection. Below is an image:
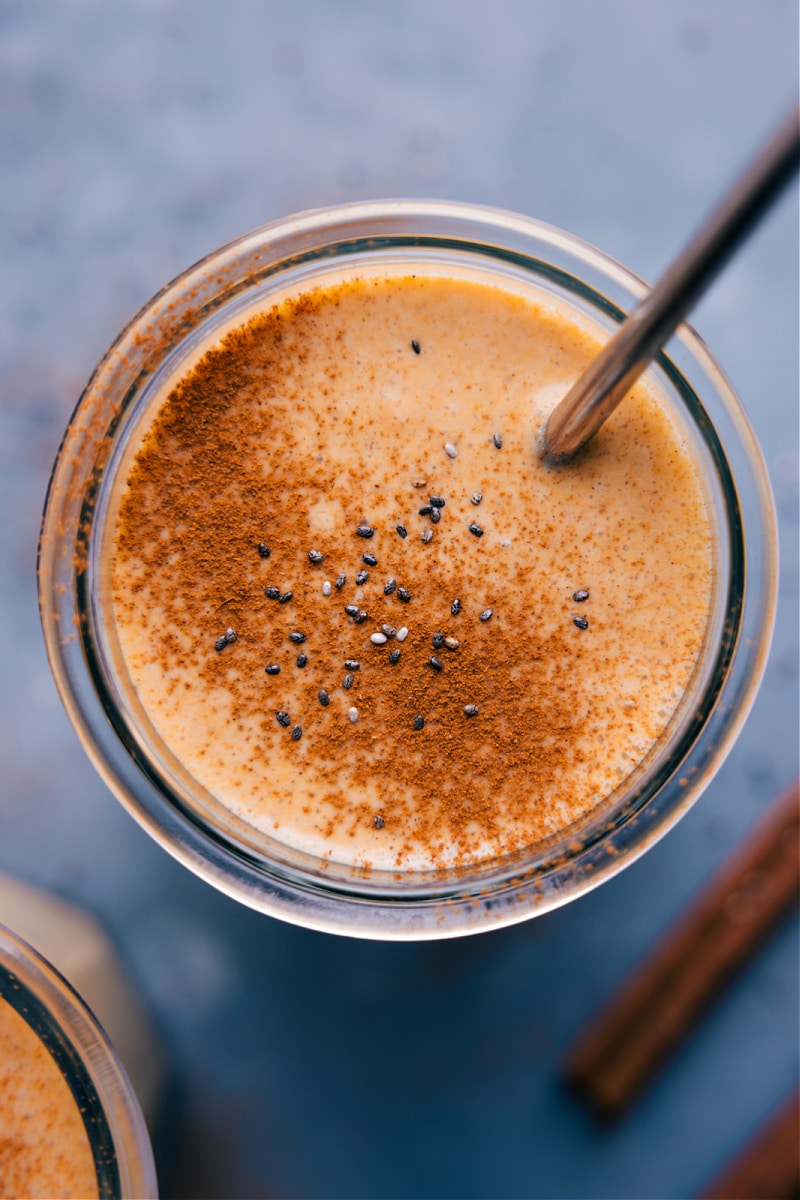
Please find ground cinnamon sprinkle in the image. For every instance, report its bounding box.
[111,271,712,871]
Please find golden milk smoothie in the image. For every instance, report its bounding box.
[109,269,712,873]
[0,994,98,1199]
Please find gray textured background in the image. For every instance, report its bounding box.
[1,3,797,1197]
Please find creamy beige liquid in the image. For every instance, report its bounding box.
[110,269,713,872]
[0,994,99,1199]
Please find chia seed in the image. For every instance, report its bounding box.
[479,608,493,622]
[279,591,293,605]
[471,492,483,506]
[354,609,368,624]
[396,524,408,539]
[356,569,369,585]
[430,507,441,524]
[421,529,433,544]
[469,523,484,537]
[308,549,324,564]
[264,587,280,600]
[413,715,425,731]
[356,524,374,539]
[335,573,347,590]
[322,581,332,596]
[411,339,421,354]
[444,442,458,459]
[276,711,291,727]
[344,604,360,618]
[418,505,432,516]
[362,552,378,566]
[493,432,503,449]
[444,637,459,650]
[265,664,281,675]
[214,636,227,652]
[224,628,236,644]
[430,496,445,508]
[573,615,589,630]
[296,654,308,668]
[464,704,479,717]
[397,587,411,603]
[429,656,443,672]
[318,689,330,706]
[451,598,462,616]
[389,648,401,664]
[291,725,302,741]
[382,624,396,638]
[373,814,385,829]
[343,673,354,690]
[396,627,409,642]
[432,632,444,649]
[344,659,360,671]
[384,578,397,595]
[371,632,388,645]
[289,631,306,644]
[257,543,271,558]
[348,707,359,723]
[573,589,590,603]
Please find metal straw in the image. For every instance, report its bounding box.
[540,107,800,464]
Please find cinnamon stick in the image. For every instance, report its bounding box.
[563,779,799,1119]
[699,1089,800,1200]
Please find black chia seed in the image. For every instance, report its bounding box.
[356,569,369,585]
[214,636,227,652]
[265,664,281,675]
[318,689,330,706]
[384,578,397,595]
[413,715,425,730]
[335,573,347,590]
[451,598,462,616]
[382,624,396,638]
[429,656,443,672]
[464,704,479,717]
[418,505,432,516]
[257,543,271,558]
[296,653,308,668]
[289,631,306,644]
[432,632,444,649]
[430,508,441,524]
[264,586,280,600]
[573,589,590,602]
[356,524,374,539]
[411,339,421,354]
[373,814,385,829]
[573,615,589,630]
[397,587,411,603]
[308,549,324,564]
[389,648,401,664]
[493,432,503,449]
[430,496,445,508]
[291,725,302,741]
[343,673,355,690]
[225,628,237,644]
[362,552,378,567]
[421,529,433,544]
[344,604,360,618]
[344,659,361,671]
[279,591,293,605]
[469,523,484,537]
[479,608,493,622]
[471,492,483,506]
[354,610,368,624]
[396,524,408,539]
[276,711,291,727]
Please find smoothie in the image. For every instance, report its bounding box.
[109,268,713,873]
[0,993,98,1199]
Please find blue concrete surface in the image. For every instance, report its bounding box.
[0,3,797,1197]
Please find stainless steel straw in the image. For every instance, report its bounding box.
[540,107,800,464]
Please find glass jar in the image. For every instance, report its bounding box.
[0,924,157,1198]
[38,201,777,939]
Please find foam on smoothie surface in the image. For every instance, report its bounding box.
[0,994,99,1199]
[111,272,712,871]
